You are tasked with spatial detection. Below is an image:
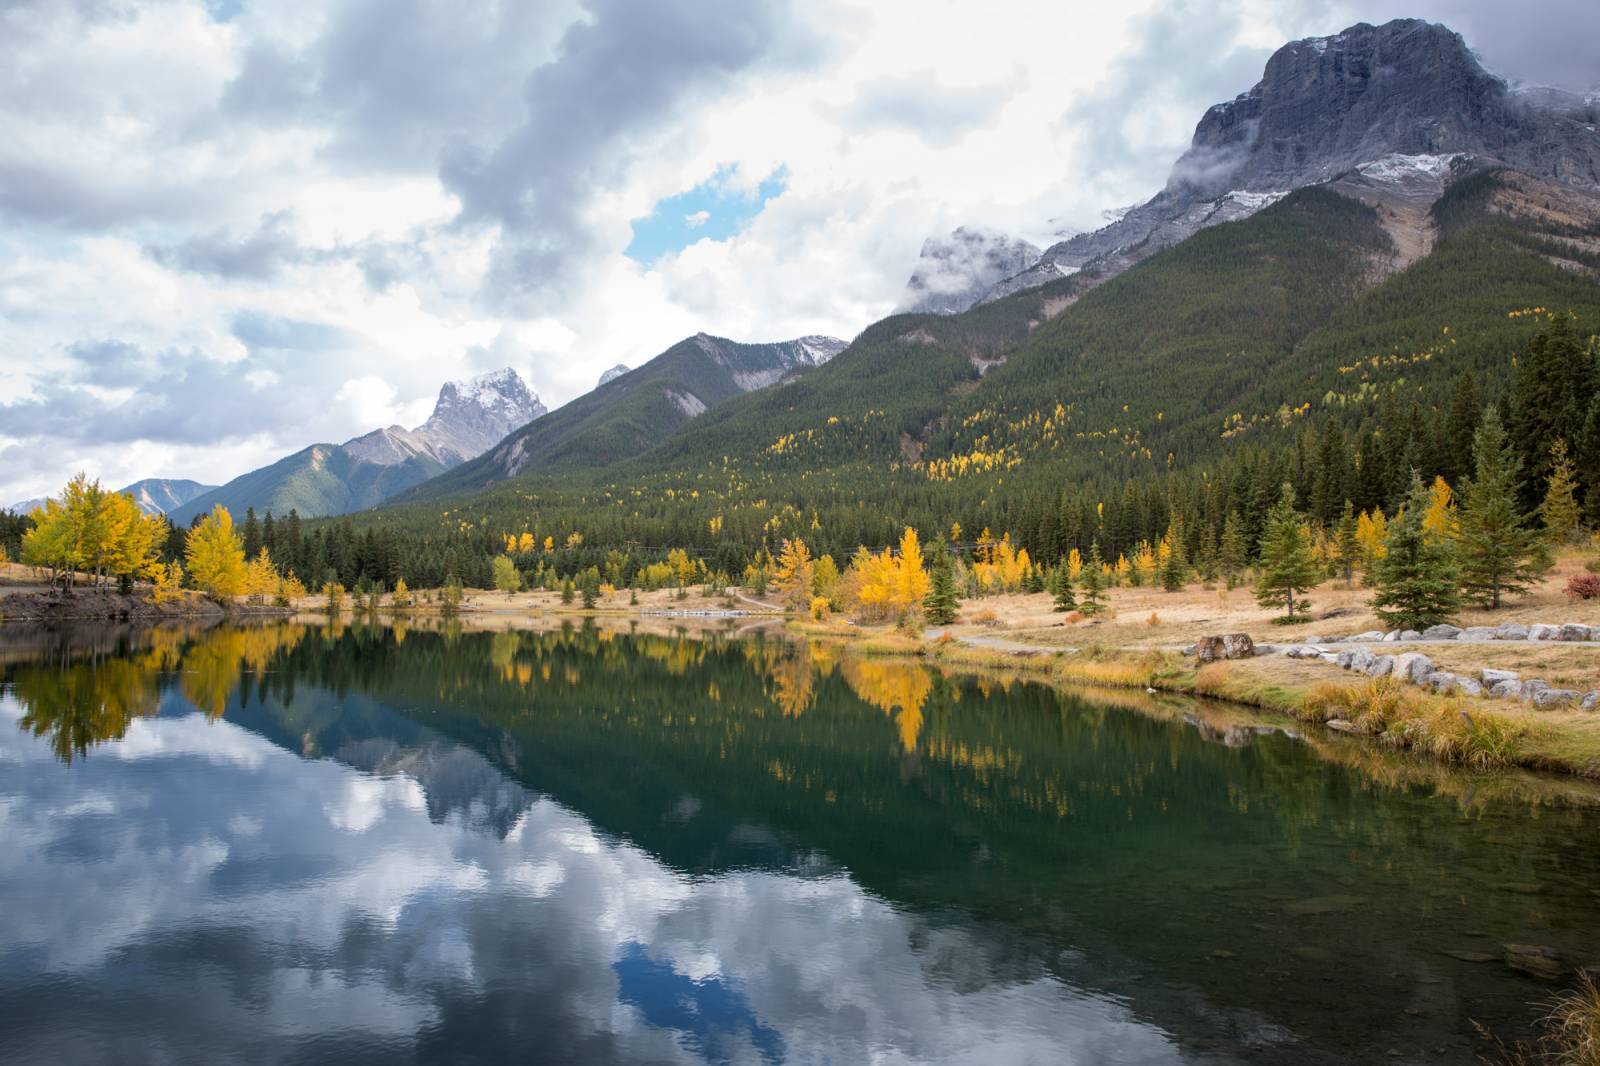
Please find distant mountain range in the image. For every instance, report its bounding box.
[399,332,846,503]
[7,478,215,518]
[167,368,545,524]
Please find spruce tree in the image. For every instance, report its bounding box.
[1334,500,1359,588]
[1539,438,1582,545]
[1050,564,1077,612]
[1371,474,1461,630]
[923,537,960,625]
[1580,392,1600,525]
[1218,511,1247,588]
[1160,518,1187,591]
[1079,542,1106,615]
[1254,483,1320,622]
[1457,408,1549,608]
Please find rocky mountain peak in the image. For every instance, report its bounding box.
[598,364,630,387]
[975,17,1600,308]
[413,367,546,463]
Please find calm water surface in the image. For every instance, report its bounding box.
[2,620,1598,1065]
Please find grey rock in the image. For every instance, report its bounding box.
[1326,719,1359,734]
[1318,652,1341,664]
[1522,679,1551,699]
[1492,623,1528,640]
[1428,672,1480,696]
[1392,653,1433,684]
[1400,630,1422,641]
[1337,650,1356,669]
[1455,677,1483,697]
[1383,630,1401,642]
[1302,635,1325,645]
[1529,624,1559,641]
[1422,624,1462,640]
[1366,655,1395,678]
[1481,668,1519,685]
[1458,626,1496,642]
[1490,680,1522,699]
[1558,624,1592,642]
[1349,649,1375,672]
[1194,633,1256,663]
[1351,630,1386,642]
[1582,692,1599,711]
[1532,688,1582,709]
[1252,644,1278,656]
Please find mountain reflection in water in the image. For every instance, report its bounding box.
[1,620,1598,1064]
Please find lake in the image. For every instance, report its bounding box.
[1,619,1597,1064]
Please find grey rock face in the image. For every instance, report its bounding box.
[977,19,1600,309]
[406,368,547,466]
[1422,624,1462,640]
[897,228,1042,315]
[1393,653,1433,684]
[598,363,629,387]
[1196,633,1255,662]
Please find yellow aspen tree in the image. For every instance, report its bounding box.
[244,548,278,604]
[1067,548,1083,581]
[773,538,815,612]
[185,506,247,599]
[1421,475,1459,542]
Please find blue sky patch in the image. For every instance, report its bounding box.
[624,167,787,265]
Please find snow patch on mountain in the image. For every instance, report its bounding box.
[1356,153,1460,183]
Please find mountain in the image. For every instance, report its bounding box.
[7,478,215,517]
[983,19,1600,304]
[339,18,1600,582]
[169,369,543,523]
[121,479,216,516]
[598,364,630,387]
[400,333,846,501]
[896,228,1042,315]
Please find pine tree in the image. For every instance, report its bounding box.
[561,578,576,605]
[1218,510,1247,588]
[923,537,960,625]
[1254,483,1320,622]
[1079,542,1106,615]
[1580,392,1600,525]
[1333,500,1359,589]
[1371,474,1461,630]
[1539,438,1582,545]
[1457,408,1549,609]
[1050,564,1077,612]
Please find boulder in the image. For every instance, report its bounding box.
[1325,719,1359,734]
[1392,653,1433,684]
[1481,668,1519,685]
[1422,624,1462,640]
[1383,630,1401,642]
[1400,630,1422,641]
[1351,630,1385,642]
[1365,655,1395,678]
[1505,944,1565,981]
[1490,680,1522,699]
[1521,679,1551,700]
[1532,688,1582,709]
[1194,633,1255,663]
[1428,673,1481,696]
[1458,626,1496,641]
[1336,650,1356,669]
[1252,644,1277,656]
[1558,624,1593,642]
[1492,623,1529,640]
[1317,652,1340,664]
[1302,635,1324,645]
[1529,624,1559,641]
[1582,692,1599,712]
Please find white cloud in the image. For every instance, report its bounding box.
[684,209,710,228]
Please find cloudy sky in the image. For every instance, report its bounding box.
[1,0,1596,505]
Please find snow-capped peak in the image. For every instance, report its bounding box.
[792,336,849,367]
